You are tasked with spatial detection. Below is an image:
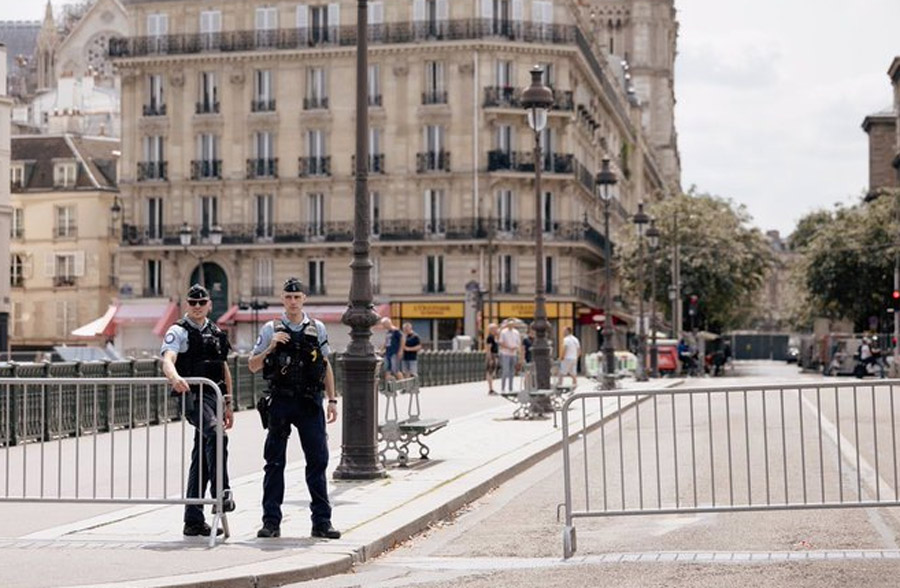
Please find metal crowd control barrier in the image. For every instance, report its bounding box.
[561,380,900,558]
[0,377,230,547]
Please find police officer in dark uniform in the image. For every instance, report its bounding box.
[161,284,235,537]
[249,277,340,539]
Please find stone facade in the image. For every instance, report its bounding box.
[111,0,679,351]
[862,110,898,198]
[0,47,12,353]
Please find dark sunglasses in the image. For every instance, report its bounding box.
[187,299,209,307]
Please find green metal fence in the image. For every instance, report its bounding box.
[0,350,486,447]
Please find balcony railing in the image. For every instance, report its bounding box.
[423,284,447,294]
[195,100,220,114]
[142,103,167,116]
[116,219,612,251]
[54,276,77,288]
[416,151,450,173]
[109,20,577,58]
[483,86,573,111]
[351,154,385,174]
[487,150,574,174]
[251,99,276,112]
[303,96,329,110]
[191,160,222,180]
[422,90,448,105]
[497,283,519,294]
[246,158,278,179]
[298,156,331,177]
[137,161,167,182]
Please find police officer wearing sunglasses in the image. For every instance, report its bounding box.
[249,277,340,539]
[161,284,235,537]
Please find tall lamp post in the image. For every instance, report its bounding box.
[522,65,554,390]
[596,158,617,389]
[179,222,223,288]
[335,0,386,480]
[646,218,660,377]
[632,202,649,381]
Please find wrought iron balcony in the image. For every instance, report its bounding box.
[416,151,451,173]
[246,158,278,179]
[195,100,220,115]
[487,150,573,174]
[422,90,448,105]
[142,102,167,116]
[298,156,331,177]
[303,96,329,110]
[109,20,576,59]
[251,99,276,112]
[190,160,222,180]
[351,154,385,174]
[137,161,167,182]
[54,276,77,288]
[482,86,573,111]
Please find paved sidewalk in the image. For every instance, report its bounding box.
[0,376,677,588]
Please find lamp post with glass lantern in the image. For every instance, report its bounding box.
[334,0,386,480]
[632,202,649,381]
[646,218,660,377]
[178,222,222,288]
[522,65,554,390]
[596,158,617,390]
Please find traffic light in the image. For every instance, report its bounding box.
[688,294,699,317]
[893,290,900,312]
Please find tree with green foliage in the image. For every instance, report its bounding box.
[792,191,900,332]
[617,189,773,333]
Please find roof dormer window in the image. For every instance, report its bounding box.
[54,162,78,188]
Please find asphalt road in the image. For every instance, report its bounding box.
[288,362,900,588]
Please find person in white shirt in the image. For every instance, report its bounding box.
[558,326,581,389]
[498,319,523,393]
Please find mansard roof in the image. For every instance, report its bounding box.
[11,134,119,191]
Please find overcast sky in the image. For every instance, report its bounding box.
[4,1,900,236]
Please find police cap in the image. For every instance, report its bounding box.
[186,283,210,300]
[282,277,307,294]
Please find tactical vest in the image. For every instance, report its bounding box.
[173,318,230,390]
[262,319,327,397]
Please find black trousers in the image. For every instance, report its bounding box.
[261,393,331,528]
[183,392,230,524]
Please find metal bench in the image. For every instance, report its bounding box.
[377,376,448,466]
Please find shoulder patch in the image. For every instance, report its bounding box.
[164,333,176,344]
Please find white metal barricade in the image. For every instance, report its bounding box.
[0,377,230,546]
[561,380,900,558]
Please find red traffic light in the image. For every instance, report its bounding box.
[690,294,699,303]
[893,290,900,300]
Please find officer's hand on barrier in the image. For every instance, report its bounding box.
[170,375,190,394]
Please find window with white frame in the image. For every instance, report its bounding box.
[542,190,555,232]
[424,189,445,234]
[55,205,76,237]
[147,197,163,241]
[308,259,325,294]
[498,254,515,293]
[56,300,77,338]
[370,190,381,236]
[195,133,220,178]
[368,64,381,106]
[496,124,514,155]
[11,164,25,188]
[199,195,219,236]
[198,71,218,113]
[306,67,327,109]
[54,162,77,188]
[253,69,274,110]
[147,12,168,51]
[51,252,82,286]
[369,127,383,171]
[146,74,165,114]
[11,207,23,238]
[10,254,25,287]
[495,189,515,232]
[414,0,449,37]
[539,61,555,87]
[253,257,274,296]
[495,59,513,88]
[255,6,278,46]
[142,135,165,179]
[425,255,444,293]
[199,10,222,49]
[306,129,327,174]
[539,126,554,170]
[255,131,274,160]
[308,192,325,237]
[256,193,274,240]
[423,61,445,104]
[145,259,163,296]
[531,0,553,39]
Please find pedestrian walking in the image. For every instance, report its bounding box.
[380,317,403,380]
[160,284,234,537]
[401,322,423,376]
[249,277,341,540]
[499,319,522,393]
[485,323,499,394]
[557,326,581,389]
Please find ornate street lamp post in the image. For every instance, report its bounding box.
[335,0,386,480]
[596,159,617,390]
[522,65,554,390]
[632,202,649,381]
[646,218,661,378]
